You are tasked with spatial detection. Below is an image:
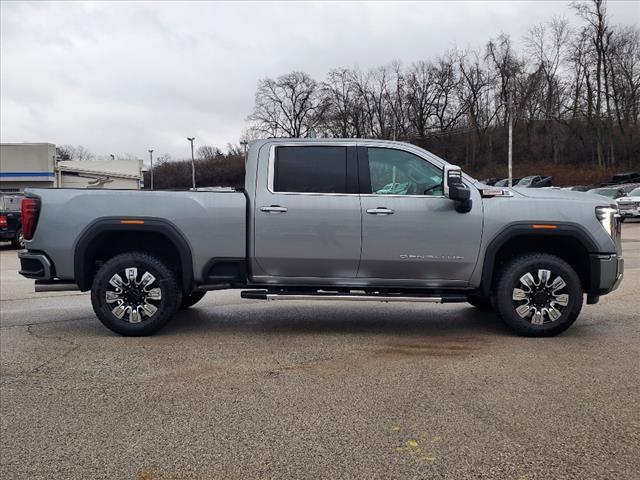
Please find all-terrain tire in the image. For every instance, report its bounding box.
[91,252,181,336]
[495,253,583,337]
[180,291,206,309]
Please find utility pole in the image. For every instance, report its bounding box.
[187,137,196,190]
[507,84,513,187]
[240,139,248,163]
[148,149,154,190]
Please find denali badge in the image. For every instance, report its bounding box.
[400,254,465,260]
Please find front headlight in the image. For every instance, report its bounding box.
[596,206,619,237]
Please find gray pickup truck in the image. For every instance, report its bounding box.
[18,139,623,337]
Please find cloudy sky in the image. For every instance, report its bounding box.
[1,1,638,161]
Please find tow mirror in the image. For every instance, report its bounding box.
[443,165,472,213]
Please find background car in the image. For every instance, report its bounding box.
[561,186,590,192]
[481,177,500,186]
[494,178,521,187]
[587,185,627,199]
[516,175,553,188]
[616,186,640,221]
[601,172,640,186]
[0,193,24,249]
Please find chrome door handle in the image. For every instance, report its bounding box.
[260,205,288,213]
[366,207,394,215]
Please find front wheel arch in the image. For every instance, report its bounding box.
[479,224,597,297]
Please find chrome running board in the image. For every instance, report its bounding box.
[241,290,467,303]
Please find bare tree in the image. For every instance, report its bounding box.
[197,145,222,160]
[248,71,328,137]
[57,144,94,161]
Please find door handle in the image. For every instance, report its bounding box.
[260,205,288,213]
[366,207,394,215]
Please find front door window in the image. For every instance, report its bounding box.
[367,147,443,196]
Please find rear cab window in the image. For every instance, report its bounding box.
[273,146,356,194]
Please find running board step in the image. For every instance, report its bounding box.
[241,290,467,303]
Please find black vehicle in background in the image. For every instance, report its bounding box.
[516,175,553,188]
[494,177,521,187]
[602,172,640,186]
[0,193,25,249]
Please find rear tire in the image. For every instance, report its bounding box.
[180,291,206,309]
[91,252,181,336]
[495,253,583,337]
[467,294,493,310]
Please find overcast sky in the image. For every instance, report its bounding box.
[1,1,638,161]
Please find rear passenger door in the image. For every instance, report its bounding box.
[253,144,362,279]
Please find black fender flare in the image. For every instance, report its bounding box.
[73,217,194,292]
[479,221,599,297]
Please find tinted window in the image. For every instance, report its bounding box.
[274,146,347,193]
[367,147,443,196]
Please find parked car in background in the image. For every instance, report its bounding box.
[616,186,640,221]
[588,186,627,200]
[516,175,553,188]
[494,178,521,187]
[481,177,500,186]
[602,172,640,186]
[561,186,590,192]
[0,193,25,248]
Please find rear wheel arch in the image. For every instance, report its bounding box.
[74,218,194,293]
[479,222,598,297]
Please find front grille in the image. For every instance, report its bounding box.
[618,202,639,210]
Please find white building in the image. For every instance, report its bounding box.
[0,143,143,192]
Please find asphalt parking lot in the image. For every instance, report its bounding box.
[1,223,639,480]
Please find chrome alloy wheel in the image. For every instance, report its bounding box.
[105,267,162,323]
[512,269,569,325]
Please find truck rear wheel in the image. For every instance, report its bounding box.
[495,253,583,337]
[90,252,181,336]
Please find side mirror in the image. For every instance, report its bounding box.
[443,165,472,213]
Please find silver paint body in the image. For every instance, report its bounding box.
[25,139,619,291]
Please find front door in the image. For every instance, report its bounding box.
[358,146,482,284]
[253,144,361,279]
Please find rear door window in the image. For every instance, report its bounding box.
[274,146,348,194]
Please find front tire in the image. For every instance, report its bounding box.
[495,253,583,337]
[91,252,181,336]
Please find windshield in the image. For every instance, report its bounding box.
[589,188,619,198]
[629,187,640,196]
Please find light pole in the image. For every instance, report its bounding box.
[148,149,154,190]
[187,137,196,190]
[240,139,248,163]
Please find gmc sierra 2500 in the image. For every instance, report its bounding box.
[18,139,623,336]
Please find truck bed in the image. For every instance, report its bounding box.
[24,188,247,283]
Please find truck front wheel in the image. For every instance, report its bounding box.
[495,253,583,337]
[90,252,181,336]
